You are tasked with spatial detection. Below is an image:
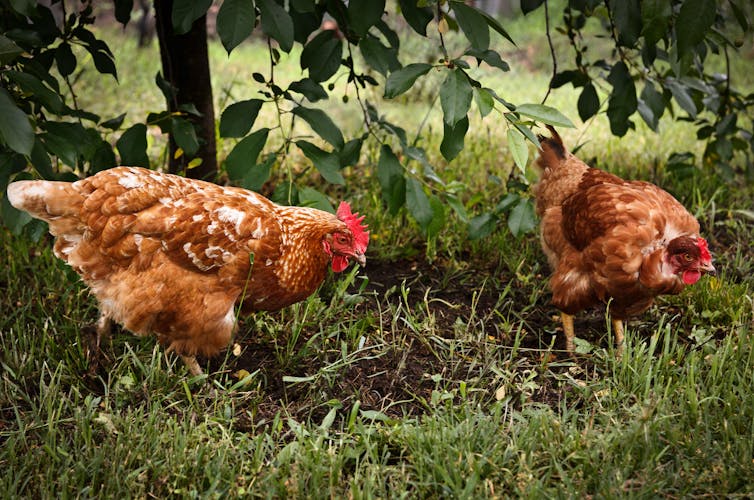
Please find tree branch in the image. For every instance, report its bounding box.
[542,0,557,105]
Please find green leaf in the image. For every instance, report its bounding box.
[296,140,344,185]
[495,193,520,214]
[154,72,176,103]
[606,62,637,137]
[473,87,494,118]
[398,0,433,36]
[405,177,433,231]
[0,153,26,194]
[637,82,664,131]
[171,117,199,157]
[241,152,275,191]
[217,0,256,53]
[171,0,212,35]
[375,19,399,48]
[8,0,35,17]
[116,123,150,168]
[339,138,362,168]
[507,128,528,174]
[359,35,400,77]
[0,34,23,65]
[84,42,118,81]
[42,122,88,166]
[292,105,344,148]
[30,138,54,179]
[384,63,432,98]
[300,30,343,82]
[114,0,134,25]
[348,0,385,37]
[377,145,406,215]
[729,1,750,32]
[476,7,515,45]
[507,198,537,238]
[468,212,496,240]
[258,0,294,53]
[0,88,34,156]
[298,187,334,212]
[225,128,270,180]
[54,43,76,77]
[505,115,540,146]
[288,78,328,102]
[520,0,544,15]
[426,195,446,238]
[440,115,469,162]
[91,139,117,173]
[101,113,127,131]
[676,0,716,57]
[465,48,510,72]
[6,70,64,114]
[666,79,697,118]
[446,193,468,223]
[577,84,600,122]
[550,70,588,89]
[641,0,671,46]
[611,0,641,47]
[515,103,575,128]
[440,68,472,127]
[219,99,264,138]
[451,1,490,51]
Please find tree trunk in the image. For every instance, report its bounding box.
[154,0,217,180]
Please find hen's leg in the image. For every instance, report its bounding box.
[561,312,575,352]
[181,355,203,376]
[86,313,113,375]
[612,318,625,356]
[95,314,113,351]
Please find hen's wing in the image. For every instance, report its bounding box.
[70,167,282,288]
[561,175,699,254]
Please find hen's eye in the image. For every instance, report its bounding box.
[683,253,693,261]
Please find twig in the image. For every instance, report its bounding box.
[542,0,557,105]
[345,43,382,144]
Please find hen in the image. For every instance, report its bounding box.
[534,127,715,353]
[8,167,369,374]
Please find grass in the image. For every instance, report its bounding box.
[3,6,754,498]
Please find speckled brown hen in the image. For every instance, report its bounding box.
[534,127,715,353]
[8,167,369,374]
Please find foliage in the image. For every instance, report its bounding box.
[527,0,754,178]
[0,0,752,239]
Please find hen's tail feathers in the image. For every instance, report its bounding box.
[536,125,567,171]
[7,180,84,235]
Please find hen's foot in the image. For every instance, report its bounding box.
[612,318,625,357]
[561,312,575,353]
[181,355,203,376]
[86,314,113,375]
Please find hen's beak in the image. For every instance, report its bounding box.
[353,252,366,267]
[701,262,716,276]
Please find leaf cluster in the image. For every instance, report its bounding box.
[528,0,754,181]
[1,0,752,241]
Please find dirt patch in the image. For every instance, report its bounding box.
[208,256,584,426]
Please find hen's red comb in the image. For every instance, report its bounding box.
[697,237,712,262]
[337,201,369,252]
